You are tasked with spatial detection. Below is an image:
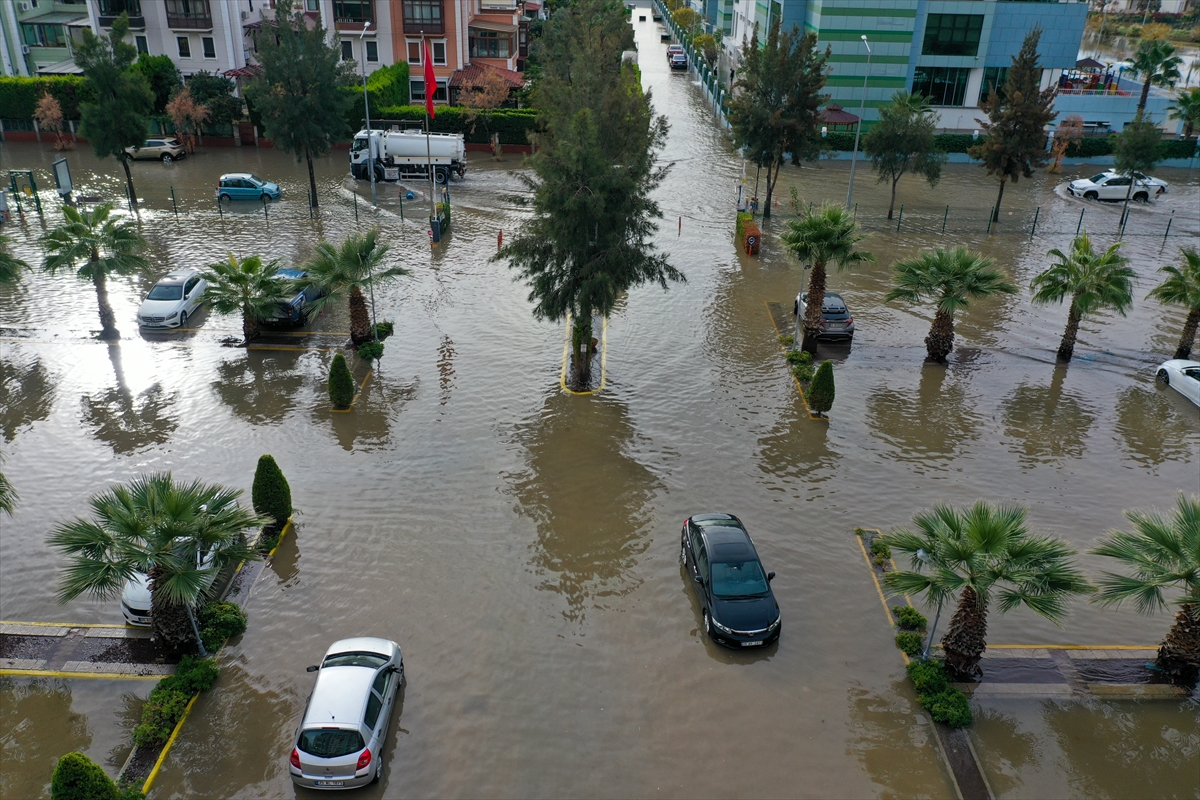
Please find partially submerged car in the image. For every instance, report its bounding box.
[1067,170,1168,202]
[137,269,207,329]
[1156,359,1200,408]
[266,267,327,327]
[795,291,855,340]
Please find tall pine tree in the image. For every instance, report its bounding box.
[968,29,1056,222]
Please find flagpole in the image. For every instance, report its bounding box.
[423,33,435,231]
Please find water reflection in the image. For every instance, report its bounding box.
[0,354,55,443]
[211,351,305,425]
[510,393,659,622]
[0,679,90,799]
[966,707,1039,798]
[1114,385,1197,470]
[867,365,983,465]
[437,334,456,408]
[1001,367,1097,465]
[80,346,177,455]
[845,682,952,799]
[756,402,840,492]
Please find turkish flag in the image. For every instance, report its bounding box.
[422,39,436,119]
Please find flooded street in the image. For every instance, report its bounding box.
[2,7,1199,797]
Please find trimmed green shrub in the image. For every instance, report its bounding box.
[328,353,356,409]
[343,62,410,129]
[735,211,754,240]
[869,538,891,560]
[358,340,385,362]
[895,631,924,656]
[198,601,247,651]
[792,363,815,382]
[51,752,119,800]
[894,605,928,631]
[925,688,973,727]
[808,360,835,415]
[371,321,394,341]
[906,658,949,696]
[251,454,292,531]
[133,656,220,748]
[786,349,813,366]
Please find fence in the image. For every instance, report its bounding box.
[653,0,730,129]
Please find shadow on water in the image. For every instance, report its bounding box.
[0,353,55,443]
[105,689,147,771]
[0,679,90,799]
[508,392,660,623]
[845,680,954,799]
[867,363,983,465]
[268,518,302,589]
[80,345,178,455]
[1114,384,1199,471]
[965,706,1040,798]
[211,351,306,426]
[1001,365,1098,465]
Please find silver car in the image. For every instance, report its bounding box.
[290,638,404,790]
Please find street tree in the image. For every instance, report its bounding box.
[968,29,1056,222]
[74,14,154,206]
[1167,87,1200,140]
[245,0,353,207]
[166,87,209,154]
[863,91,946,219]
[41,203,149,341]
[781,203,874,351]
[672,7,702,35]
[302,229,407,345]
[1128,39,1183,114]
[886,246,1017,363]
[1092,494,1200,686]
[1113,110,1163,228]
[882,501,1090,680]
[693,33,719,67]
[132,53,182,114]
[186,71,243,125]
[1031,233,1134,363]
[33,92,68,150]
[200,253,288,344]
[1148,247,1200,360]
[48,473,265,653]
[728,20,829,218]
[0,234,31,285]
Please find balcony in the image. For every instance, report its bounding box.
[403,0,445,35]
[334,0,374,30]
[166,0,212,30]
[98,0,143,28]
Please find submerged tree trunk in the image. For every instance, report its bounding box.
[887,176,900,220]
[1174,307,1200,360]
[992,177,1007,222]
[801,260,828,353]
[120,155,138,207]
[306,146,319,208]
[762,157,780,219]
[1120,175,1135,234]
[241,308,260,344]
[942,585,988,680]
[349,286,372,345]
[92,267,120,340]
[925,308,956,362]
[1057,298,1083,362]
[572,312,592,389]
[1157,604,1200,687]
[148,565,198,655]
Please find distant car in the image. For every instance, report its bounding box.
[137,269,207,328]
[1067,171,1167,202]
[267,267,327,327]
[217,173,282,203]
[125,138,186,162]
[680,514,780,648]
[794,291,855,340]
[669,51,688,70]
[1156,359,1200,407]
[666,44,684,61]
[290,638,404,790]
[121,543,217,626]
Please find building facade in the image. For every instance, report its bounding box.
[0,0,90,77]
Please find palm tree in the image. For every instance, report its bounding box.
[1031,233,1134,363]
[1128,39,1183,114]
[781,203,875,352]
[885,246,1017,363]
[1092,494,1200,687]
[1147,248,1200,360]
[41,203,148,340]
[1167,87,1200,140]
[48,473,265,653]
[0,463,15,516]
[881,502,1090,680]
[0,234,31,285]
[302,229,407,345]
[200,253,288,344]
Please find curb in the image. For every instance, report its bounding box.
[141,693,199,794]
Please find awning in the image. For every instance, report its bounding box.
[819,103,859,125]
[224,65,263,78]
[37,58,84,75]
[1075,57,1105,70]
[20,11,88,25]
[468,18,518,33]
[450,62,526,89]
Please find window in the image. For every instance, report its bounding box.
[135,35,149,54]
[334,0,374,23]
[922,14,984,57]
[912,66,970,106]
[342,40,353,60]
[407,41,421,64]
[306,0,320,8]
[410,78,448,103]
[202,36,216,58]
[469,28,512,59]
[99,0,142,15]
[403,0,444,34]
[364,692,383,728]
[978,66,1008,105]
[166,0,213,29]
[366,40,378,62]
[183,276,200,295]
[433,40,446,65]
[177,36,191,58]
[297,729,365,758]
[20,24,68,48]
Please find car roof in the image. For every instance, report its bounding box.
[154,270,198,285]
[324,637,395,658]
[303,666,374,727]
[276,267,306,279]
[220,173,257,180]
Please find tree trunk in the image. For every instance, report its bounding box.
[1057,298,1082,362]
[992,177,1007,222]
[349,286,372,345]
[306,147,319,208]
[1120,175,1135,233]
[1156,604,1200,687]
[572,313,592,389]
[925,308,955,362]
[802,259,827,353]
[887,177,899,220]
[1138,76,1151,114]
[148,564,198,656]
[762,158,779,219]
[241,308,260,344]
[1174,307,1200,360]
[941,585,988,680]
[92,267,120,341]
[120,155,138,207]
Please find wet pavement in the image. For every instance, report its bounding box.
[2,4,1200,797]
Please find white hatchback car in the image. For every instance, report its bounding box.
[1067,171,1168,202]
[1156,359,1200,408]
[137,270,207,328]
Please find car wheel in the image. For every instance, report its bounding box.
[1134,191,1149,203]
[435,167,449,185]
[1157,369,1170,386]
[219,193,231,205]
[1084,191,1098,200]
[703,610,712,639]
[680,540,687,566]
[178,310,188,329]
[161,154,173,163]
[371,760,381,784]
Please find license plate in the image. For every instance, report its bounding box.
[742,641,762,647]
[315,781,344,787]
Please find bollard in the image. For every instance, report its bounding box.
[1076,207,1085,235]
[262,194,268,219]
[498,229,503,249]
[896,204,903,232]
[170,186,178,217]
[353,190,358,221]
[217,195,223,217]
[1162,210,1174,246]
[678,215,681,235]
[1030,206,1040,239]
[852,202,857,221]
[942,205,948,234]
[986,206,994,234]
[1119,208,1128,239]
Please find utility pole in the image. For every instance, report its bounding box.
[846,35,871,209]
[359,21,377,207]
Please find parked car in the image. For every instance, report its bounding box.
[121,544,216,626]
[680,514,781,648]
[666,44,684,61]
[794,291,855,340]
[1156,359,1200,408]
[217,173,282,203]
[137,269,207,329]
[669,51,688,70]
[290,638,404,790]
[267,267,327,327]
[1067,171,1168,202]
[125,138,186,162]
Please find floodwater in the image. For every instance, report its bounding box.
[2,6,1199,797]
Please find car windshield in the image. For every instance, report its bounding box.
[694,518,741,528]
[146,284,183,301]
[1089,173,1108,183]
[248,175,264,185]
[352,138,368,152]
[297,728,365,758]
[322,652,388,669]
[710,560,769,597]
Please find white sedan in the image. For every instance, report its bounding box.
[1067,171,1168,202]
[1156,359,1200,408]
[137,269,207,328]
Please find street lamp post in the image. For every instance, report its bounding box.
[359,22,377,208]
[916,548,942,660]
[846,35,871,209]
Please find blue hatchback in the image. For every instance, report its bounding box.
[217,173,281,203]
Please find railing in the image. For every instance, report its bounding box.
[167,13,213,29]
[1058,88,1131,96]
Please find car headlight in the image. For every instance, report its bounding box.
[769,617,781,631]
[712,618,734,635]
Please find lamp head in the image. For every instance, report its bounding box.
[360,20,371,38]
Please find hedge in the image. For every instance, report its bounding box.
[0,76,92,121]
[132,656,219,748]
[1066,135,1198,159]
[344,62,410,130]
[373,105,539,145]
[822,130,981,154]
[329,353,355,410]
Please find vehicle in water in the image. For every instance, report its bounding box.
[137,269,207,329]
[1156,359,1200,407]
[795,291,855,340]
[350,128,466,185]
[266,267,327,327]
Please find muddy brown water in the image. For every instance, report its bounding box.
[3,8,1200,798]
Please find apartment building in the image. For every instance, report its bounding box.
[0,0,90,76]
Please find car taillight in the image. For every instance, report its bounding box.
[846,316,854,325]
[290,749,301,769]
[357,749,372,770]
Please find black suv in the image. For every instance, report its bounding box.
[680,514,781,648]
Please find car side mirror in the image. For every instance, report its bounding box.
[306,665,318,673]
[767,572,776,582]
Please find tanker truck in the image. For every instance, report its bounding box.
[350,128,467,185]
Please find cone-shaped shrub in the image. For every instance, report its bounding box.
[329,353,355,409]
[808,359,835,415]
[252,455,292,530]
[51,753,119,800]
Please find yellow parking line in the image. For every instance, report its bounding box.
[559,314,608,396]
[0,669,163,680]
[987,644,1156,650]
[763,302,825,422]
[141,692,199,794]
[267,517,294,559]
